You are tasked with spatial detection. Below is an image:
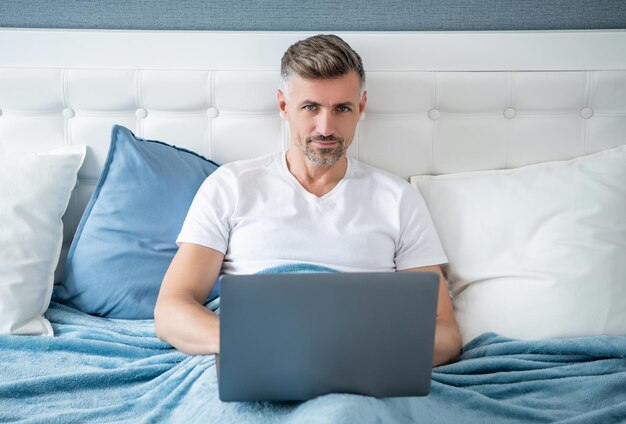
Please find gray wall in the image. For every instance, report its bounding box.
[1,0,625,31]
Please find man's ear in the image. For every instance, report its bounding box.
[359,90,368,115]
[277,89,288,120]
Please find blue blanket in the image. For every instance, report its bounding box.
[1,299,625,422]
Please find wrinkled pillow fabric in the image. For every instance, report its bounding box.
[0,145,86,336]
[411,145,626,345]
[55,125,219,319]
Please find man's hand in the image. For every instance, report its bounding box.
[154,243,224,355]
[403,265,462,366]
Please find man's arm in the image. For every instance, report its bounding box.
[402,265,462,366]
[154,242,224,355]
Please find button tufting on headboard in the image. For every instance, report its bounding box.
[503,108,517,119]
[62,108,75,119]
[580,107,594,119]
[427,109,440,120]
[0,29,624,285]
[206,107,219,118]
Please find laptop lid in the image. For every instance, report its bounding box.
[218,271,439,402]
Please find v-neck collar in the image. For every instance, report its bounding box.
[278,151,352,201]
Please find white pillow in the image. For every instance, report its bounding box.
[0,145,86,336]
[411,145,626,345]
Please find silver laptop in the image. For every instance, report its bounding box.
[217,271,439,402]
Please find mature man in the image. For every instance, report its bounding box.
[155,34,462,367]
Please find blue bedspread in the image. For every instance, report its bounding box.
[1,302,625,423]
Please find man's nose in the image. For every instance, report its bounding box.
[315,110,335,137]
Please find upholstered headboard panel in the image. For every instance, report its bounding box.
[1,29,625,279]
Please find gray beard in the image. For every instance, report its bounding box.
[302,138,345,166]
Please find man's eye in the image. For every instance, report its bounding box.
[337,106,351,113]
[303,105,317,111]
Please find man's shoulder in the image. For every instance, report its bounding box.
[220,152,278,173]
[198,152,279,193]
[350,157,411,190]
[210,152,279,180]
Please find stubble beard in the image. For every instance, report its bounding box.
[302,136,345,166]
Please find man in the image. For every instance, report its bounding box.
[154,34,462,367]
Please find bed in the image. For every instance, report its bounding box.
[1,28,625,423]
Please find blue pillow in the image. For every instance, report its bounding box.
[54,125,220,319]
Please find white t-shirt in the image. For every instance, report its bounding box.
[177,152,447,274]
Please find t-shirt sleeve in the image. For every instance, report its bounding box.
[176,168,235,254]
[394,184,448,270]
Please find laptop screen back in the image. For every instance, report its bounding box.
[218,271,439,402]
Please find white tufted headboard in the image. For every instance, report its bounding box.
[1,29,625,279]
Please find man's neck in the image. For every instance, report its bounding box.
[285,146,348,197]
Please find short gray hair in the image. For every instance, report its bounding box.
[280,34,365,98]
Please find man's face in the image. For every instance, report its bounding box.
[278,71,367,166]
